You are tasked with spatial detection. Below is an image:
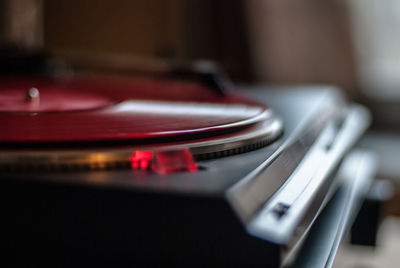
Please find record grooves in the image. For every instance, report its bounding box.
[0,124,263,149]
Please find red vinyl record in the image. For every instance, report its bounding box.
[0,75,283,169]
[0,76,270,144]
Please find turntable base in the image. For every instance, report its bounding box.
[0,86,370,267]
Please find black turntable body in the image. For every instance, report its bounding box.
[0,78,373,268]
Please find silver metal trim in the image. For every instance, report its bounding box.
[234,105,370,249]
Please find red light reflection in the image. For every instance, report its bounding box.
[130,149,198,174]
[130,151,154,170]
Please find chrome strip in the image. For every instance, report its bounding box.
[243,105,370,247]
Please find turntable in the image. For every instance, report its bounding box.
[0,70,371,267]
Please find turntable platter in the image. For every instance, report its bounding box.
[0,76,283,170]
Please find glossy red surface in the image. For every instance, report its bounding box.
[130,150,154,169]
[129,149,198,174]
[151,149,198,174]
[0,76,268,143]
[0,88,113,112]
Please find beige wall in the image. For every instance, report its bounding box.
[246,0,358,92]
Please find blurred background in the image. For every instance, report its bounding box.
[2,0,400,266]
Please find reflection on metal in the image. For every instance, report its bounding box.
[285,150,377,268]
[227,104,370,253]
